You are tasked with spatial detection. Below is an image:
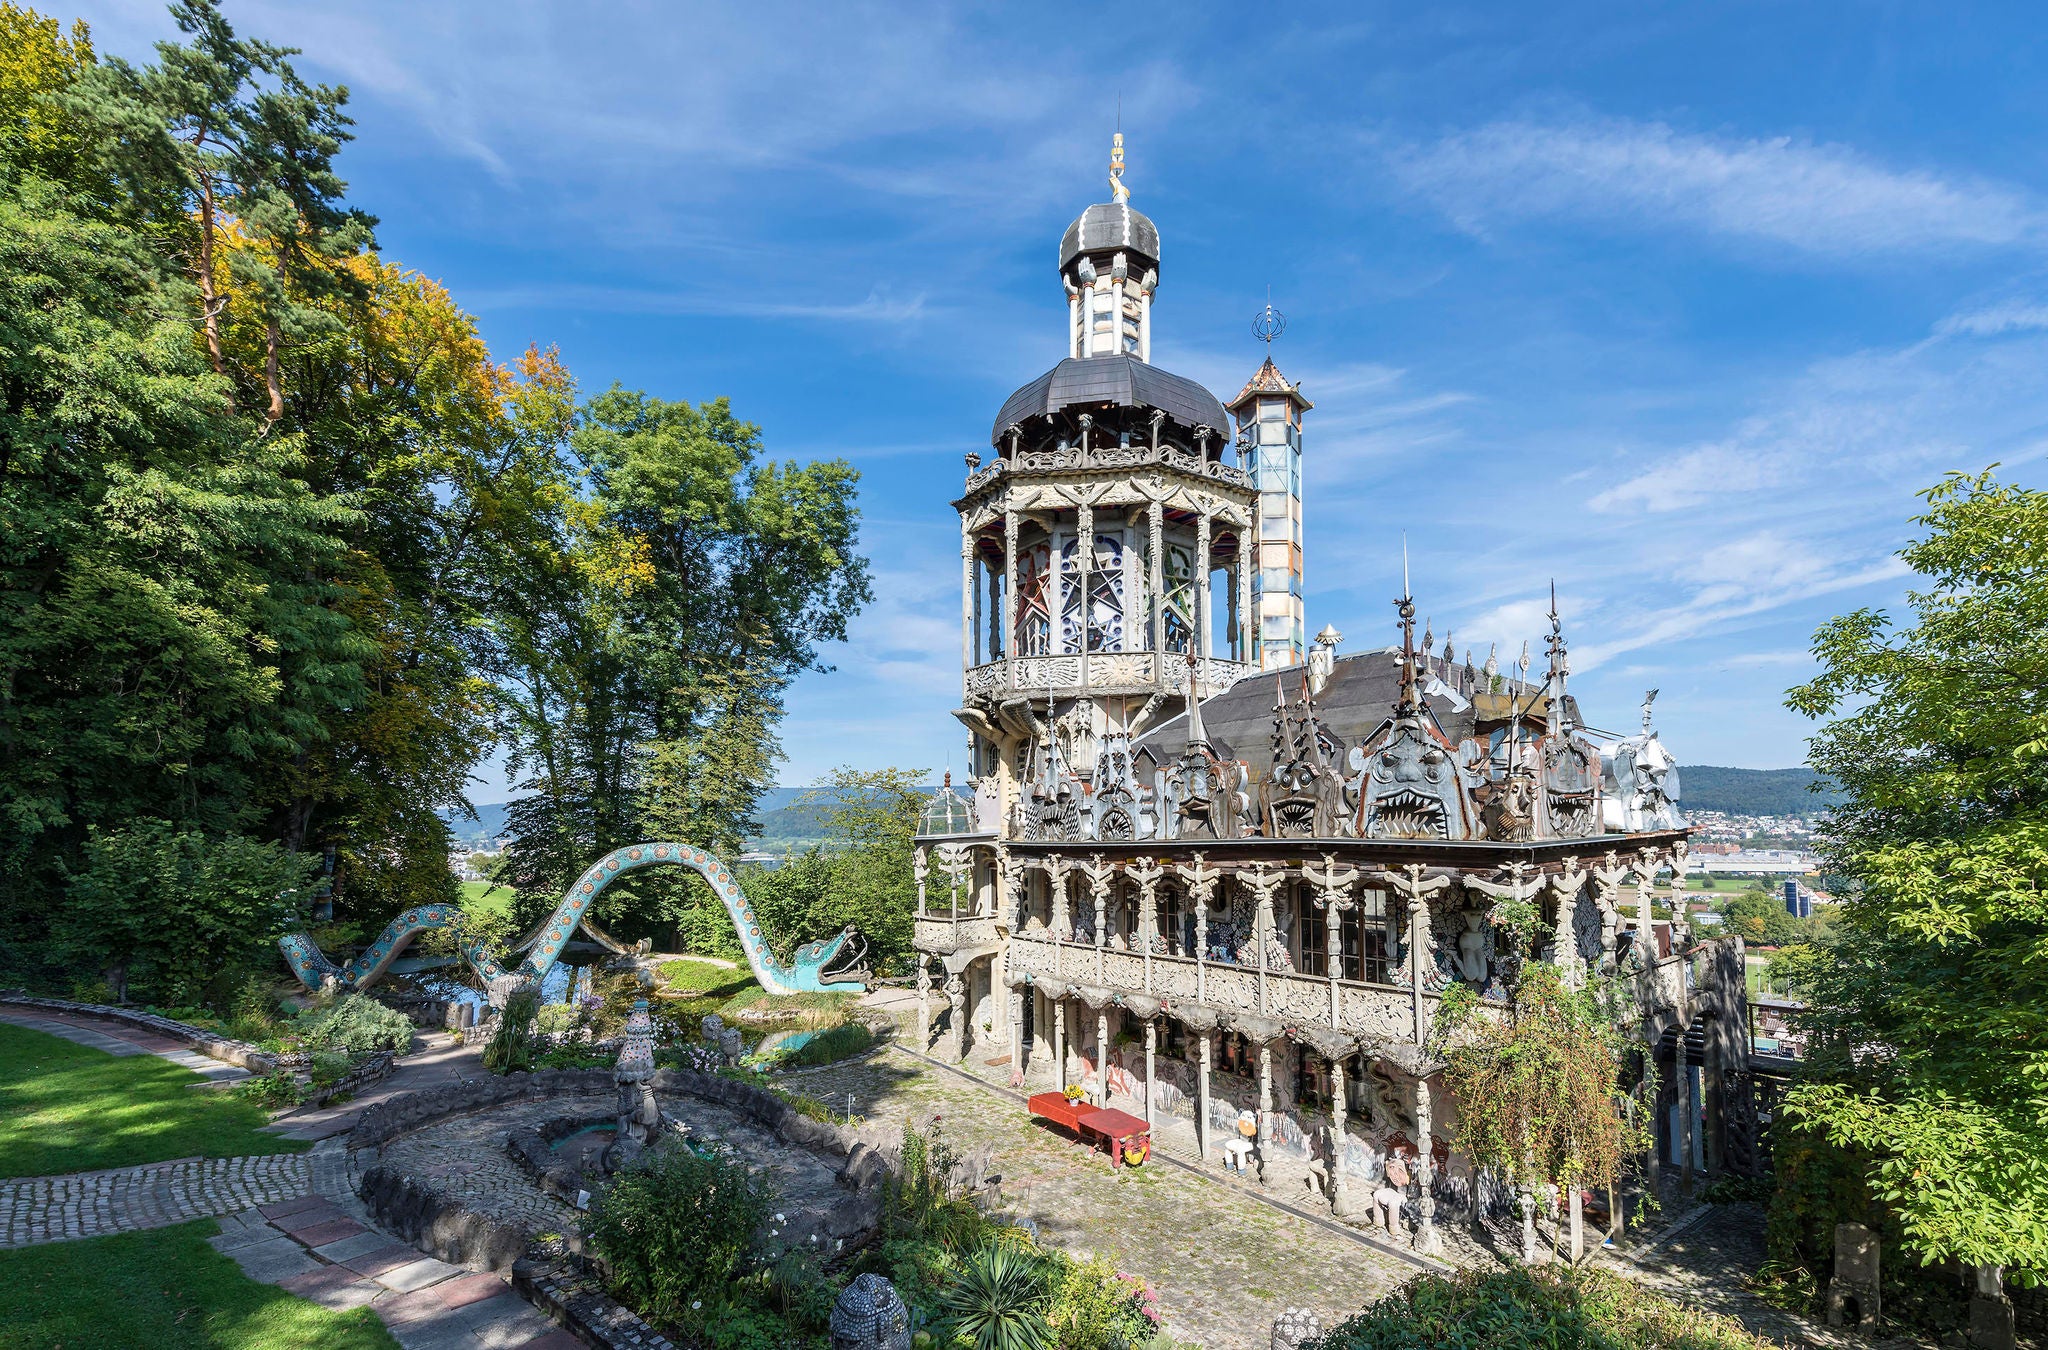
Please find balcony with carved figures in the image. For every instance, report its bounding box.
[963,651,1248,702]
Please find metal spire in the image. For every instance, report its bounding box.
[1395,539,1421,715]
[1110,130,1129,205]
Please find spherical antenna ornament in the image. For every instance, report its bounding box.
[1252,301,1287,346]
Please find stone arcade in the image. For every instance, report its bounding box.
[912,138,1758,1249]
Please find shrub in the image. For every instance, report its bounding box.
[235,1070,303,1110]
[1304,1265,1780,1350]
[583,1140,775,1329]
[939,1243,1052,1350]
[482,987,541,1074]
[534,1001,580,1037]
[308,1050,353,1087]
[1046,1254,1157,1350]
[295,993,414,1055]
[535,1045,613,1070]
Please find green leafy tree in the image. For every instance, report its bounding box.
[1716,890,1809,947]
[56,820,317,1003]
[799,765,927,971]
[1782,468,2048,1278]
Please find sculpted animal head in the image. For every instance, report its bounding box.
[790,924,870,992]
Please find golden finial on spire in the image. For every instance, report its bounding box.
[1109,131,1130,205]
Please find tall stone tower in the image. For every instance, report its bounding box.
[1226,356,1312,670]
[952,137,1255,836]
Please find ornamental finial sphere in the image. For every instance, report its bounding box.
[1253,302,1286,345]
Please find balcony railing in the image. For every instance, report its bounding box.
[993,927,1425,1043]
[963,652,1248,700]
[913,910,999,955]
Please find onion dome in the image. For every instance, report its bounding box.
[1059,202,1160,275]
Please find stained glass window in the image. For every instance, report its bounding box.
[1163,544,1195,654]
[1015,542,1052,656]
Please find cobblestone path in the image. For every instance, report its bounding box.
[793,1046,1419,1350]
[373,1090,611,1235]
[0,1153,313,1247]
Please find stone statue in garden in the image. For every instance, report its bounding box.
[605,997,660,1172]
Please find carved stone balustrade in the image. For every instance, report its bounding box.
[959,442,1253,498]
[964,652,1247,702]
[914,912,1000,957]
[1002,929,1422,1041]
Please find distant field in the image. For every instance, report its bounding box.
[460,880,512,913]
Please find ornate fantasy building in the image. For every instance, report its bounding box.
[913,139,1752,1247]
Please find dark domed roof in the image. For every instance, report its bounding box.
[991,355,1229,446]
[1059,202,1160,273]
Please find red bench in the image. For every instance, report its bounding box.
[1027,1093,1152,1167]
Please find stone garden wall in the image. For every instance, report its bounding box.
[0,993,279,1073]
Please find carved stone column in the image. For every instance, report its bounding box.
[1634,847,1661,966]
[1414,1076,1442,1255]
[1077,499,1095,683]
[1179,853,1218,1003]
[1195,510,1213,658]
[945,970,965,1061]
[916,958,931,1051]
[1148,498,1165,659]
[1389,864,1449,1045]
[1053,995,1067,1092]
[1244,862,1285,1016]
[1198,1028,1214,1161]
[1129,858,1163,993]
[1676,1025,1694,1197]
[1329,1054,1351,1217]
[1085,854,1112,984]
[1144,1017,1157,1128]
[914,845,929,916]
[1237,529,1254,662]
[1003,509,1019,688]
[1096,1008,1111,1106]
[1309,854,1360,1029]
[1258,1039,1274,1142]
[1591,851,1629,976]
[960,520,976,676]
[1009,985,1025,1077]
[1667,841,1692,951]
[1549,856,1588,990]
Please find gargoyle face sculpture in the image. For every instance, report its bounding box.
[1360,727,1456,839]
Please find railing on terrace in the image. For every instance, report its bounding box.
[999,926,1426,1043]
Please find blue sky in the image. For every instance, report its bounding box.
[76,1,2048,795]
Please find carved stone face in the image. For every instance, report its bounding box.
[1542,736,1600,838]
[1359,725,1460,839]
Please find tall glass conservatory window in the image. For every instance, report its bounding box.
[1015,542,1052,656]
[1163,544,1195,653]
[1058,532,1128,653]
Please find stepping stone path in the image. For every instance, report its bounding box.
[211,1195,576,1348]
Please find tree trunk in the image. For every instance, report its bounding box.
[195,181,231,398]
[1570,1184,1585,1264]
[103,962,127,1004]
[264,315,284,426]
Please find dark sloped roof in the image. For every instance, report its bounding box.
[1136,649,1539,778]
[1060,203,1161,272]
[992,356,1230,445]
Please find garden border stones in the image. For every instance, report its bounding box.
[0,993,279,1073]
[505,1113,614,1206]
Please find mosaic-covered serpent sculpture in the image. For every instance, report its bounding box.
[278,842,867,997]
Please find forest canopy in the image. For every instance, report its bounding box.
[0,0,870,1003]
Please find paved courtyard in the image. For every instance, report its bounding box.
[792,1045,1422,1350]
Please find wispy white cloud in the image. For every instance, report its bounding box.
[463,283,928,324]
[1387,114,2042,257]
[1934,299,2048,337]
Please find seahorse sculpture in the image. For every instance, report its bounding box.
[277,842,867,998]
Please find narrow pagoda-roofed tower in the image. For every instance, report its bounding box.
[1227,353,1312,670]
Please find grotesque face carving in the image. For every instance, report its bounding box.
[1477,766,1538,842]
[1541,736,1599,837]
[1359,725,1457,839]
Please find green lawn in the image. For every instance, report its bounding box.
[653,957,858,1029]
[0,1218,398,1350]
[459,879,512,913]
[0,1024,307,1179]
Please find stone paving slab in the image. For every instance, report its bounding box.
[218,1201,567,1349]
[295,1216,369,1246]
[315,1229,396,1262]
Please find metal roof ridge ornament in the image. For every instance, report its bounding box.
[1110,131,1130,206]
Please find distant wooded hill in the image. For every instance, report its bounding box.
[1681,766,1842,817]
[444,769,1834,849]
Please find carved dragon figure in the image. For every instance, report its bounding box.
[278,842,868,998]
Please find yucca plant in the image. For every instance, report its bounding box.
[939,1244,1052,1350]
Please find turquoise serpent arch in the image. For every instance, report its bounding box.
[277,842,867,998]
